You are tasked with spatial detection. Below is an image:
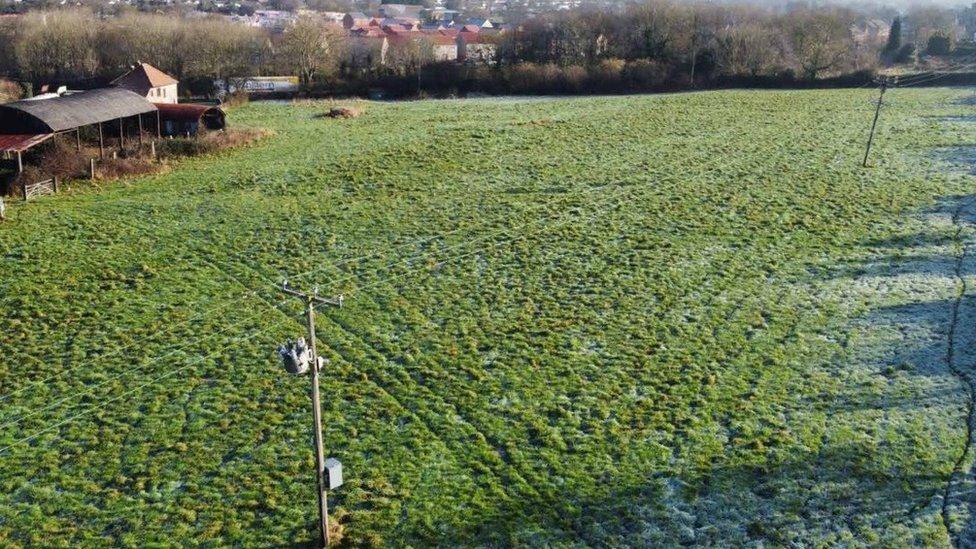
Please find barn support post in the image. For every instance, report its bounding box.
[118,117,125,150]
[156,110,162,139]
[138,115,144,148]
[19,152,26,201]
[53,176,58,193]
[76,128,81,152]
[98,122,104,159]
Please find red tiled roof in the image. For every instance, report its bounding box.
[460,34,495,44]
[352,27,387,37]
[426,35,457,46]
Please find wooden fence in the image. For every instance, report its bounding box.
[21,177,57,201]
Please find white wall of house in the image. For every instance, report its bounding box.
[461,42,496,64]
[432,44,458,61]
[147,83,178,104]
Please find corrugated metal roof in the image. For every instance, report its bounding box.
[0,88,157,134]
[0,133,53,153]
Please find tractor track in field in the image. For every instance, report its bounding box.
[940,197,976,548]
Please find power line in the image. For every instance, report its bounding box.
[0,325,278,455]
[0,298,292,434]
[0,289,260,404]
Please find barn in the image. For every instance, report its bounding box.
[155,103,226,137]
[0,88,159,172]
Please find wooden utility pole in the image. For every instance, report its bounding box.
[862,76,889,168]
[280,282,342,547]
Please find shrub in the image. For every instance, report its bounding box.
[561,65,588,93]
[894,43,915,64]
[623,59,668,90]
[506,62,546,93]
[926,34,952,56]
[156,128,270,160]
[0,79,22,103]
[221,92,250,109]
[24,141,89,181]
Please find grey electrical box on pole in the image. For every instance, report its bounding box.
[325,458,343,489]
[278,281,343,548]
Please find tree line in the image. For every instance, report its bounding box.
[0,3,940,98]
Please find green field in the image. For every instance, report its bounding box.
[2,88,976,546]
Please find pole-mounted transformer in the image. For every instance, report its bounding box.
[278,337,312,375]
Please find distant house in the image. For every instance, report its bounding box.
[425,8,461,24]
[347,36,390,69]
[466,18,493,29]
[419,34,458,61]
[343,12,370,29]
[380,17,420,31]
[112,63,179,104]
[457,33,496,64]
[252,10,296,31]
[850,18,891,46]
[321,11,345,24]
[378,3,423,19]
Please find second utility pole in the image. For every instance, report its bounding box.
[862,76,889,168]
[281,281,342,547]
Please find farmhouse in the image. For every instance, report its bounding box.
[112,63,179,104]
[0,88,159,172]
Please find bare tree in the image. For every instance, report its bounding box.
[281,16,335,89]
[784,8,857,79]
